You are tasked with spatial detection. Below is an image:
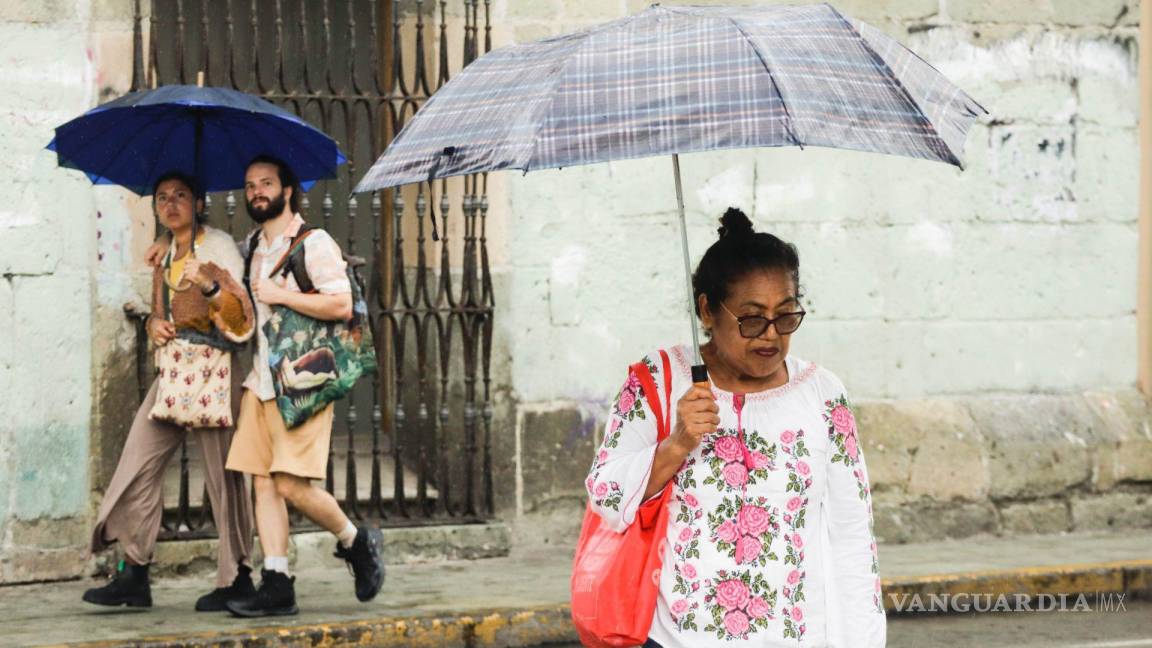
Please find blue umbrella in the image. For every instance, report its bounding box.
[48,85,346,195]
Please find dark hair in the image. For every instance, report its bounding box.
[691,207,802,317]
[151,171,207,224]
[247,154,302,213]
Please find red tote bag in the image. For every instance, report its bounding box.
[571,349,673,647]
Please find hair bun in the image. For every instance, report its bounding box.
[717,207,754,239]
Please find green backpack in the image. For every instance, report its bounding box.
[244,224,376,428]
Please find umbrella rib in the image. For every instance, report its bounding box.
[141,113,195,194]
[522,13,649,172]
[214,114,262,190]
[721,16,804,149]
[826,6,964,167]
[247,110,342,181]
[92,110,189,194]
[54,108,176,187]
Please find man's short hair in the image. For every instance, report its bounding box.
[247,154,302,213]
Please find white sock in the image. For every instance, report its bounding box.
[337,521,358,549]
[263,556,289,575]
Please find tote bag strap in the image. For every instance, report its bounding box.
[629,349,674,443]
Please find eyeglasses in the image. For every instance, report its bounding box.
[720,302,806,338]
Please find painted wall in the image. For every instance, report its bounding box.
[0,0,143,582]
[485,0,1149,539]
[494,0,1141,403]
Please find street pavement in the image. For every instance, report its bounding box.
[0,530,1147,647]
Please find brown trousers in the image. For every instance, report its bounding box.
[90,378,254,587]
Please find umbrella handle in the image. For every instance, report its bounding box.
[691,364,709,384]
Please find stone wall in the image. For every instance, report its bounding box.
[489,0,1150,542]
[505,388,1152,546]
[0,0,142,584]
[862,390,1152,542]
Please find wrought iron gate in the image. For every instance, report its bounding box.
[126,0,496,537]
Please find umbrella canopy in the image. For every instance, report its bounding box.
[352,3,986,379]
[354,3,985,193]
[49,85,346,195]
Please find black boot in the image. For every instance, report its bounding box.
[195,563,256,612]
[82,562,152,608]
[224,569,298,617]
[333,526,385,602]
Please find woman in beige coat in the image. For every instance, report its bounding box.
[84,171,257,611]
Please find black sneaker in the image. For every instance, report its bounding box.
[224,569,298,618]
[195,563,256,612]
[333,526,385,602]
[82,562,152,608]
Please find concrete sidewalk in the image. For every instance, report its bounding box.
[5,531,1149,648]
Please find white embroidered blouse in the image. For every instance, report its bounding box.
[585,345,886,648]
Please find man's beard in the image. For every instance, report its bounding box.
[246,191,286,223]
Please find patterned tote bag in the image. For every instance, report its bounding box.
[149,235,234,429]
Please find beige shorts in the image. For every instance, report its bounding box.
[226,389,335,480]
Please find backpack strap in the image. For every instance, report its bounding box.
[270,223,318,294]
[242,230,261,289]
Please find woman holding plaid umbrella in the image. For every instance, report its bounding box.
[584,207,884,646]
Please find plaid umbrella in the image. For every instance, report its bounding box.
[354,3,986,378]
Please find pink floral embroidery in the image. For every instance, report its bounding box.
[703,430,775,493]
[830,404,855,436]
[826,393,884,612]
[702,570,776,639]
[824,395,860,467]
[780,429,810,640]
[715,519,739,544]
[736,505,772,536]
[723,609,749,636]
[721,462,748,489]
[586,358,661,512]
[715,578,750,610]
[713,436,744,463]
[670,490,704,632]
[617,384,637,416]
[747,596,771,619]
[590,481,622,510]
[735,535,763,564]
[709,496,780,569]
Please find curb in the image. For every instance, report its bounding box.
[56,605,577,648]
[881,559,1152,612]
[55,561,1152,647]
